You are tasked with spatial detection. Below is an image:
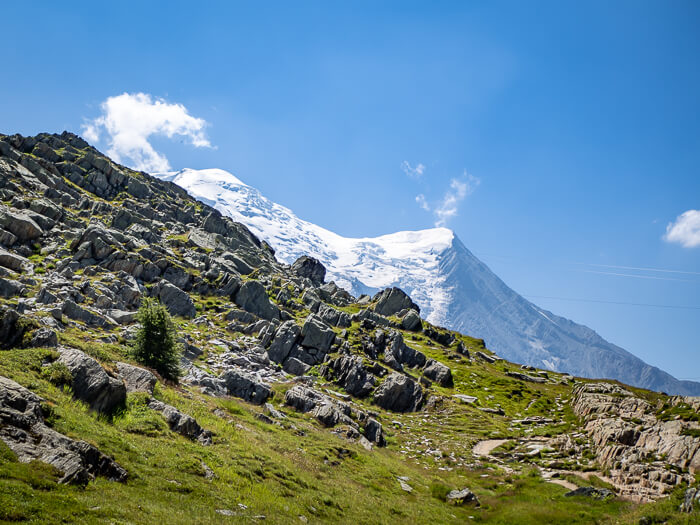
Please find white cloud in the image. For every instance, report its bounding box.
[415,194,430,211]
[433,172,480,227]
[663,209,700,248]
[82,92,212,172]
[401,160,425,179]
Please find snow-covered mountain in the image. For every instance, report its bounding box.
[155,168,700,396]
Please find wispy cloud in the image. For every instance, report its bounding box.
[663,209,700,248]
[82,92,212,172]
[401,160,425,179]
[432,172,480,227]
[415,194,430,211]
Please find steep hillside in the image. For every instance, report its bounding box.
[156,168,700,396]
[0,132,698,524]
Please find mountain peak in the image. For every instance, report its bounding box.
[155,167,700,396]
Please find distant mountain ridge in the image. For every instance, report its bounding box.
[156,168,700,396]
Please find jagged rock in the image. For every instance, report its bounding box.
[456,342,470,358]
[571,383,700,501]
[62,299,112,327]
[291,255,326,284]
[0,376,127,485]
[373,373,423,412]
[385,331,426,369]
[475,351,496,364]
[284,385,325,413]
[29,198,63,221]
[126,177,150,199]
[300,314,335,353]
[117,362,157,395]
[564,487,614,500]
[423,327,455,347]
[0,207,44,241]
[71,224,124,261]
[373,287,419,317]
[354,309,396,327]
[320,355,376,398]
[317,303,352,328]
[506,371,546,383]
[364,418,385,447]
[0,248,30,272]
[267,320,301,363]
[108,309,137,325]
[446,488,479,506]
[283,357,311,376]
[0,277,24,298]
[29,327,58,348]
[57,348,126,413]
[147,400,212,445]
[152,280,196,318]
[264,403,287,420]
[0,228,17,247]
[234,280,280,321]
[220,369,271,405]
[0,306,26,348]
[680,487,700,513]
[400,309,422,331]
[423,359,453,388]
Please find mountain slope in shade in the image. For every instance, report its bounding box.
[155,168,700,396]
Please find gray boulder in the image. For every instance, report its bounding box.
[300,314,336,353]
[506,371,546,384]
[220,369,271,405]
[291,256,326,284]
[153,280,196,318]
[423,359,454,388]
[58,348,126,413]
[0,277,24,298]
[0,208,44,241]
[62,299,112,327]
[446,488,479,506]
[364,418,386,447]
[29,327,58,348]
[283,357,311,376]
[0,376,127,485]
[234,280,280,321]
[0,248,31,272]
[267,320,301,363]
[400,309,422,331]
[0,306,23,348]
[147,399,212,445]
[317,303,352,328]
[284,385,325,413]
[564,487,614,500]
[373,373,423,412]
[320,355,376,398]
[117,362,157,395]
[373,287,419,317]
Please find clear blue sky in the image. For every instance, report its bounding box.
[2,1,699,380]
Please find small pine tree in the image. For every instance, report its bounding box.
[133,298,181,382]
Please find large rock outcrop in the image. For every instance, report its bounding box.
[373,373,423,412]
[0,376,127,485]
[58,347,126,413]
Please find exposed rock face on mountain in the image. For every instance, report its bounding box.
[155,167,700,396]
[571,383,700,502]
[0,375,127,485]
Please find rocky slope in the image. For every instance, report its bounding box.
[0,132,698,523]
[156,168,700,396]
